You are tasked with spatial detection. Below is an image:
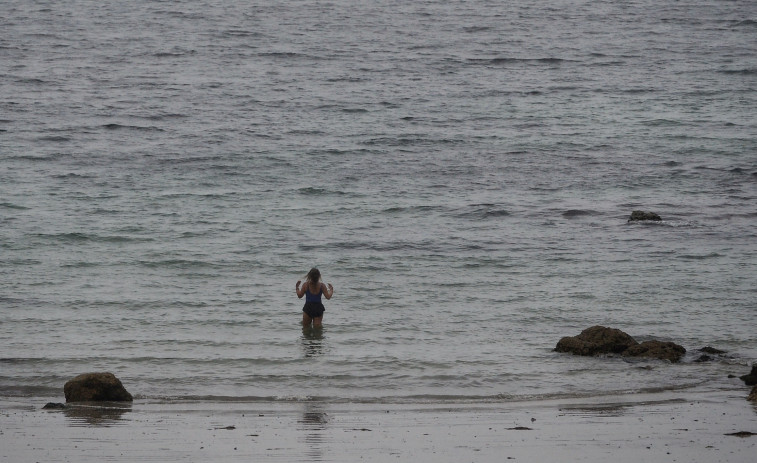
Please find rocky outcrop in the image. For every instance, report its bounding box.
[748,386,757,402]
[628,210,662,222]
[555,326,686,362]
[740,365,757,386]
[64,372,133,402]
[623,340,687,363]
[555,326,638,355]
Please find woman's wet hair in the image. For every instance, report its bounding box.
[306,267,321,284]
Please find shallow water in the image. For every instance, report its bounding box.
[1,0,756,404]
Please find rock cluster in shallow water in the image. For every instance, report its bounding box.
[555,325,686,362]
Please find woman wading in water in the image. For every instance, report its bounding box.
[296,268,333,328]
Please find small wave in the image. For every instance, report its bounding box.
[718,68,756,75]
[0,357,29,364]
[676,252,722,260]
[589,60,627,67]
[154,52,185,58]
[138,259,223,270]
[0,202,29,210]
[10,153,68,162]
[626,220,695,228]
[732,19,757,28]
[296,186,348,196]
[92,208,122,215]
[221,29,264,38]
[562,209,596,218]
[137,113,189,121]
[60,262,102,268]
[452,204,511,219]
[258,51,323,61]
[382,205,444,214]
[153,47,195,58]
[7,258,42,265]
[32,232,150,244]
[102,123,164,132]
[129,387,701,406]
[0,384,60,397]
[362,136,465,146]
[306,239,484,253]
[16,77,48,85]
[287,129,327,136]
[626,86,659,94]
[37,135,71,142]
[51,172,93,179]
[466,57,569,67]
[640,119,685,127]
[462,25,491,33]
[149,394,288,403]
[33,232,91,242]
[714,211,757,219]
[325,76,366,83]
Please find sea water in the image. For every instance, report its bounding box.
[1,0,756,404]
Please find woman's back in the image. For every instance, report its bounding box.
[305,284,322,303]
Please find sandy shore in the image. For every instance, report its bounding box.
[2,389,755,462]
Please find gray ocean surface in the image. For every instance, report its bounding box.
[1,0,756,404]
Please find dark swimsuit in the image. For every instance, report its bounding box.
[303,286,325,318]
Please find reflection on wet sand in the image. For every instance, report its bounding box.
[559,398,688,418]
[63,402,132,427]
[298,402,330,461]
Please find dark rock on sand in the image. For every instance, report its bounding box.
[42,402,66,409]
[622,340,686,363]
[740,365,757,386]
[64,372,133,402]
[555,326,638,356]
[748,386,757,402]
[628,210,662,222]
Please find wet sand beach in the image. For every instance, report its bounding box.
[2,389,755,462]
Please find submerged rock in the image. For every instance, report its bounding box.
[64,372,133,402]
[695,346,728,362]
[42,402,66,409]
[623,340,686,363]
[748,386,757,402]
[740,365,757,386]
[628,210,662,222]
[555,326,686,362]
[555,326,638,356]
[700,346,727,355]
